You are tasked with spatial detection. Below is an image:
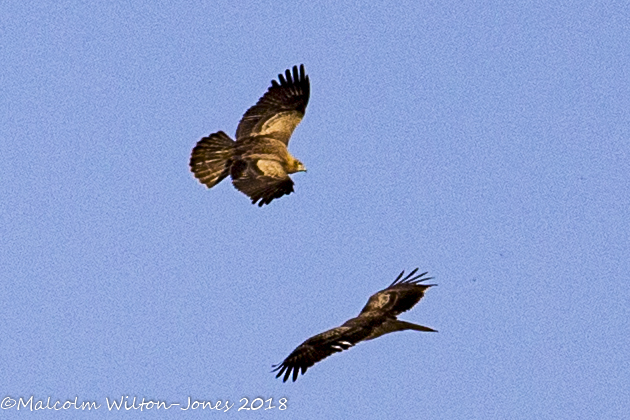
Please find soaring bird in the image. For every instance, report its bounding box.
[190,65,310,206]
[273,269,437,382]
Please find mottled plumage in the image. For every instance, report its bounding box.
[190,65,310,206]
[273,269,437,382]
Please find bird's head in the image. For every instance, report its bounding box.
[290,159,307,174]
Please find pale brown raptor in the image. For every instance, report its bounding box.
[190,65,309,206]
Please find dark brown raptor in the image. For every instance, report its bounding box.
[273,268,437,382]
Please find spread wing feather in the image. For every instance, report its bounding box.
[359,269,435,317]
[272,319,376,382]
[235,65,310,145]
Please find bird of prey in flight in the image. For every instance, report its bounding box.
[190,65,310,206]
[273,269,437,382]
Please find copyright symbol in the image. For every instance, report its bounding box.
[1,397,16,409]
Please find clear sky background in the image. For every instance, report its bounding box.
[2,1,629,419]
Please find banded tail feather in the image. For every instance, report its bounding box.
[190,131,235,189]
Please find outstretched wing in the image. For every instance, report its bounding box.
[272,318,379,382]
[230,159,294,206]
[359,269,435,317]
[235,65,310,145]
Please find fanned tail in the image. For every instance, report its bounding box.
[190,131,235,188]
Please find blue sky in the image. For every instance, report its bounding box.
[1,0,629,418]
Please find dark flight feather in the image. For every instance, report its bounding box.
[236,64,310,144]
